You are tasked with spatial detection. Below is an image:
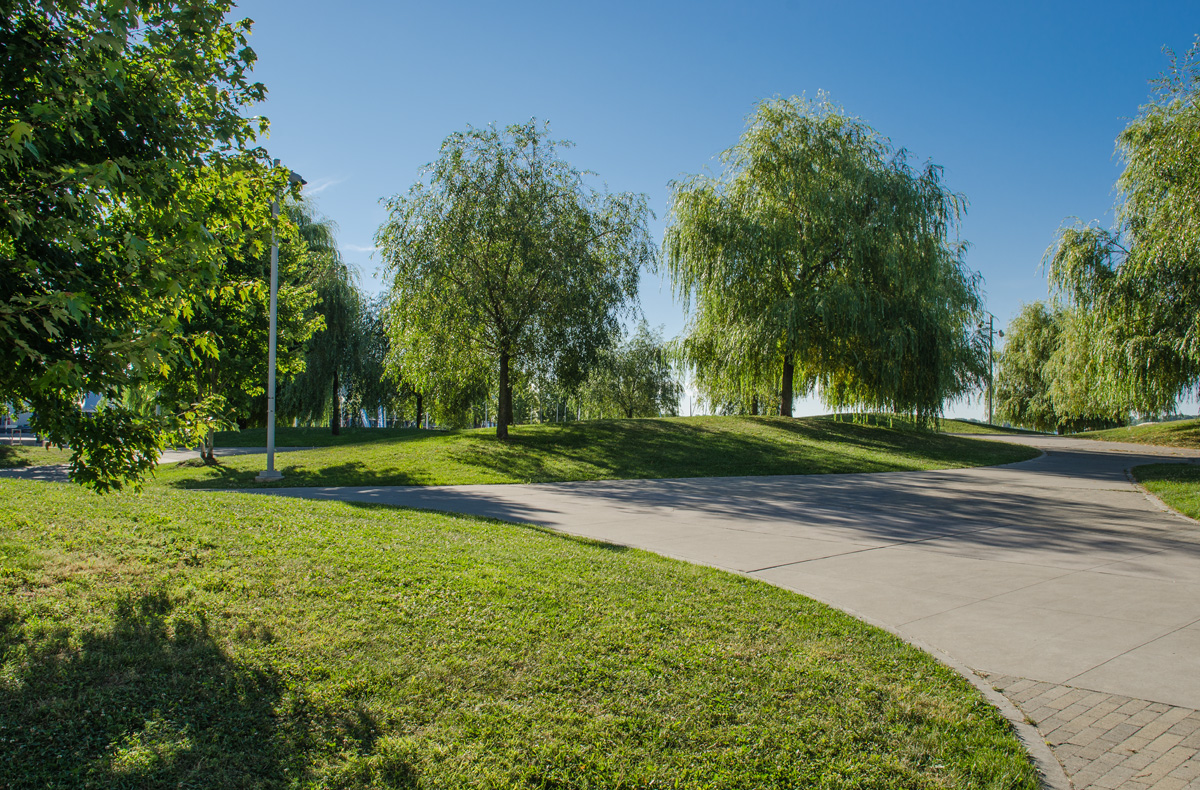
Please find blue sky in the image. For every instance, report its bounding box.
[237,0,1198,418]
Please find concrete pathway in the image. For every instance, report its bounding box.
[0,446,314,483]
[249,434,1200,788]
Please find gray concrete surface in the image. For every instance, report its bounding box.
[0,446,313,482]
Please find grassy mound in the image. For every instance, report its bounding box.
[1078,418,1200,449]
[1132,463,1200,519]
[822,414,1035,435]
[0,444,73,469]
[939,419,1038,435]
[158,416,1039,489]
[0,479,1037,788]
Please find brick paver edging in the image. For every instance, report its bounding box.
[992,675,1200,789]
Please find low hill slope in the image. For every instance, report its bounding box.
[156,416,1040,489]
[1077,418,1200,449]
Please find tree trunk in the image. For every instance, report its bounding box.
[780,354,794,417]
[331,369,341,436]
[750,395,759,416]
[415,394,423,430]
[497,348,511,439]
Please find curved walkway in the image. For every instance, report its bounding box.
[254,435,1200,789]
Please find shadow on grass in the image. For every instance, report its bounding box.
[213,426,436,449]
[167,458,432,489]
[446,416,1032,484]
[0,589,412,789]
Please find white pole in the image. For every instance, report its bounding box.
[257,163,286,482]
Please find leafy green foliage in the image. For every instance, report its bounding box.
[0,480,1038,787]
[665,95,986,423]
[581,322,681,418]
[376,120,654,438]
[154,188,319,460]
[994,303,1129,433]
[153,416,1039,489]
[995,303,1065,433]
[1048,39,1200,415]
[0,0,282,488]
[276,200,366,434]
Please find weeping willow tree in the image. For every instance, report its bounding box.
[377,120,652,438]
[278,200,364,435]
[1048,40,1200,417]
[664,95,985,424]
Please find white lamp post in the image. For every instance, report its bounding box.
[256,161,305,482]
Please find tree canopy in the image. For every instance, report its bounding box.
[995,302,1064,433]
[582,323,681,419]
[1,0,280,489]
[376,120,654,438]
[663,95,985,424]
[277,200,363,435]
[995,302,1130,433]
[1048,39,1200,416]
[156,192,321,458]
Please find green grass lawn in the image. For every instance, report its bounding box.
[158,416,1040,489]
[938,419,1039,435]
[0,479,1038,788]
[212,425,427,448]
[1132,462,1200,519]
[1078,418,1200,449]
[0,444,74,469]
[824,414,1035,435]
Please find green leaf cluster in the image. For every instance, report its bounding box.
[1048,38,1200,416]
[376,120,654,437]
[994,302,1127,433]
[664,95,986,424]
[580,322,682,419]
[0,0,279,488]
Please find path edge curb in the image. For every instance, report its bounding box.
[1124,462,1200,527]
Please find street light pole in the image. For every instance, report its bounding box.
[256,161,304,483]
[979,312,1005,426]
[988,313,995,426]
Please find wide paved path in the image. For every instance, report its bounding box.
[253,435,1200,788]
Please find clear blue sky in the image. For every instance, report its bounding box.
[236,0,1198,418]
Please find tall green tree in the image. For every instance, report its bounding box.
[0,0,276,489]
[1048,39,1200,416]
[377,120,654,438]
[583,323,682,419]
[664,95,985,424]
[157,182,320,459]
[996,302,1129,433]
[995,302,1064,433]
[278,200,363,435]
[341,294,411,427]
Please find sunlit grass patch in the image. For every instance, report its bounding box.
[156,415,1039,489]
[0,479,1038,788]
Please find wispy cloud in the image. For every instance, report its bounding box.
[303,176,346,196]
[344,243,378,254]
